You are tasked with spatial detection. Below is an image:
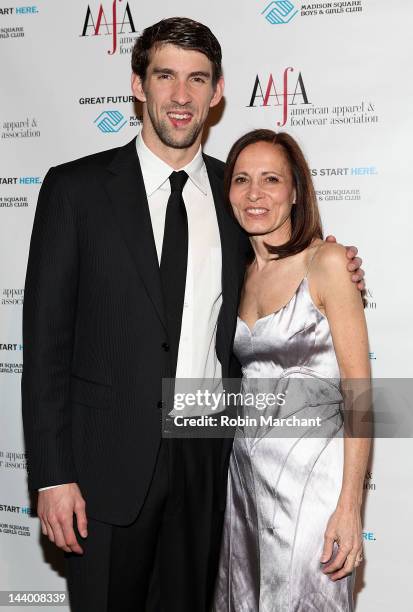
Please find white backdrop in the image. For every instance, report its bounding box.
[1,1,412,609]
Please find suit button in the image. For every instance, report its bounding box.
[157,400,163,409]
[161,342,170,352]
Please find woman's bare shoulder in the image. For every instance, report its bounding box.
[312,241,348,275]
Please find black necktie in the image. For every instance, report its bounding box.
[160,170,189,377]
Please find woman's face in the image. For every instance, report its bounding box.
[229,141,296,238]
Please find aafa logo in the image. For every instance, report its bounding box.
[81,0,136,55]
[248,68,310,127]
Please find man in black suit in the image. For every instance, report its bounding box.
[22,17,364,612]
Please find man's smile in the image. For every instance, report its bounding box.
[167,110,194,127]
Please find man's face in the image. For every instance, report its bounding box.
[132,43,224,149]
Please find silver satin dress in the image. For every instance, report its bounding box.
[213,275,355,611]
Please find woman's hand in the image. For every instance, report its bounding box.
[320,503,363,581]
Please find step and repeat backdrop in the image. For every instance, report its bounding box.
[1,1,412,609]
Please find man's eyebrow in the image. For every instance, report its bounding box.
[189,71,211,79]
[151,67,211,79]
[152,67,176,75]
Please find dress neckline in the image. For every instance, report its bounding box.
[237,243,325,336]
[237,276,307,335]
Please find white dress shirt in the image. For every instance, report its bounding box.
[136,131,222,381]
[39,132,223,490]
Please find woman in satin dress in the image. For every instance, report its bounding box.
[213,130,371,611]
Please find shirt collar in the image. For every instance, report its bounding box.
[136,131,208,197]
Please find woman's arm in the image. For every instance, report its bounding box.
[310,242,372,580]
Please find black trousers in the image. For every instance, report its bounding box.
[65,438,227,612]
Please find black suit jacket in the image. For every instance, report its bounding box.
[21,137,248,524]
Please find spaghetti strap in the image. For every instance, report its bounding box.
[304,242,324,278]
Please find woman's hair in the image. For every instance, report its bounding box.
[131,17,222,87]
[224,129,323,259]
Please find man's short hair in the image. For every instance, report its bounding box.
[131,17,222,86]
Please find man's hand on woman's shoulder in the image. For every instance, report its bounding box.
[325,234,365,291]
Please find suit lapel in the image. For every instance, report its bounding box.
[103,137,167,330]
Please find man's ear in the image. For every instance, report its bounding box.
[209,76,225,109]
[131,72,146,103]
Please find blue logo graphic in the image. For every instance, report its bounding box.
[261,1,298,24]
[94,110,127,133]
